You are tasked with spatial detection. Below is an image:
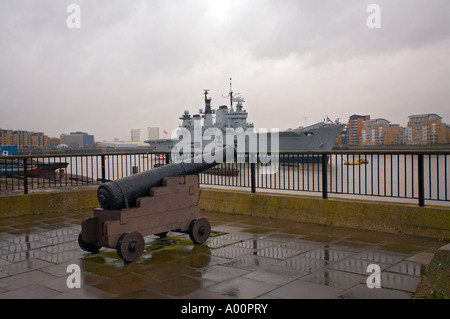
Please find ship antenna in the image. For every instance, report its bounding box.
[229,78,233,108]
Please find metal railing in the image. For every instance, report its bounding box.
[1,150,449,207]
[0,152,169,194]
[199,151,450,207]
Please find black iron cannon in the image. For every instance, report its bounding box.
[79,145,235,262]
[97,145,234,211]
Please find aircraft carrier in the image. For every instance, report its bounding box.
[145,84,344,163]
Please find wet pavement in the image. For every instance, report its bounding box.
[0,210,446,299]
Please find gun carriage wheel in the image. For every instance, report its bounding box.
[116,232,145,262]
[189,217,211,244]
[78,232,101,254]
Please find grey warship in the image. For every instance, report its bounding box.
[145,84,345,163]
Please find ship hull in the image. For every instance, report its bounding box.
[146,123,344,158]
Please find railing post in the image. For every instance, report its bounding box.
[101,155,106,183]
[165,153,171,165]
[322,154,328,199]
[23,158,28,195]
[418,154,425,207]
[250,162,256,193]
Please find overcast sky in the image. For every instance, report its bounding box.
[1,0,449,142]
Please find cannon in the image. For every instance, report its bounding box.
[79,145,234,262]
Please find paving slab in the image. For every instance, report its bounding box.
[263,279,343,299]
[299,269,366,290]
[338,283,412,299]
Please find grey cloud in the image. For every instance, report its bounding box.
[0,0,449,140]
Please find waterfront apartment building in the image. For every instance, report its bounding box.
[348,114,370,145]
[335,126,349,147]
[383,125,405,145]
[405,114,449,145]
[0,129,49,148]
[360,119,405,146]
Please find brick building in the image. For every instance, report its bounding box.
[360,119,405,146]
[0,129,49,148]
[405,114,449,145]
[348,114,370,145]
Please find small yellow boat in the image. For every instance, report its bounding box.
[344,159,369,165]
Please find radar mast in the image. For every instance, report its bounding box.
[229,78,233,111]
[203,89,213,128]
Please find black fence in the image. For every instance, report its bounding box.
[0,152,168,194]
[1,150,449,207]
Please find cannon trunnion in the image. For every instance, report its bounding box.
[79,174,210,262]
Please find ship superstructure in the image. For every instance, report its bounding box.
[145,83,345,156]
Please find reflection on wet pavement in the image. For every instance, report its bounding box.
[0,209,446,299]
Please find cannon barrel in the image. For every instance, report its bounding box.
[97,145,235,210]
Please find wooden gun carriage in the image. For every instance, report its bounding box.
[78,175,209,262]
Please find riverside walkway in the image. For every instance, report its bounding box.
[0,209,445,299]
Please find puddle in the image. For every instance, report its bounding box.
[300,269,366,290]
